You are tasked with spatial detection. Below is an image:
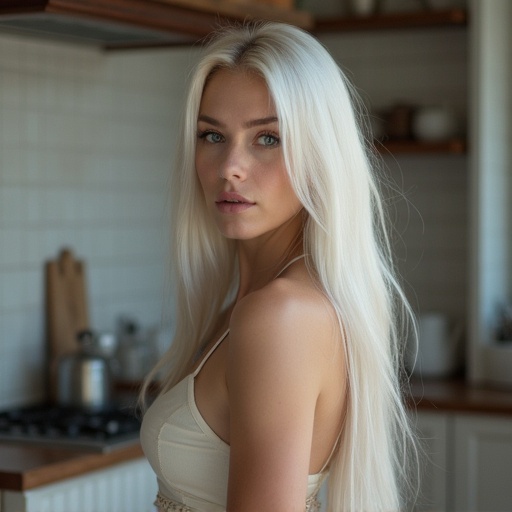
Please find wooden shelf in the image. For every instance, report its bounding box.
[315,8,468,33]
[376,138,467,155]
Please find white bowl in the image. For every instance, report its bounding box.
[413,106,459,141]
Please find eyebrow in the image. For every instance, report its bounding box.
[197,114,278,129]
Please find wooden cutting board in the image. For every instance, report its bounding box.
[45,248,90,398]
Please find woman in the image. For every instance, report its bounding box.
[140,22,417,512]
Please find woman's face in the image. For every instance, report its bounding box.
[195,68,302,242]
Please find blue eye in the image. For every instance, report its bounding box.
[257,133,280,147]
[198,130,224,143]
[207,132,223,143]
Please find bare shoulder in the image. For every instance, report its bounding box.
[225,268,346,508]
[228,271,341,377]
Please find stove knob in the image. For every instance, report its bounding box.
[104,420,120,435]
[44,425,61,438]
[88,416,103,430]
[26,423,40,436]
[9,424,24,435]
[66,424,81,438]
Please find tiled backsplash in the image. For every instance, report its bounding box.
[0,33,197,408]
[385,154,468,320]
[320,28,469,321]
[0,26,469,408]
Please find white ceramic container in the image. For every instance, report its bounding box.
[413,106,459,141]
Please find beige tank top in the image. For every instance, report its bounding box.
[140,256,333,511]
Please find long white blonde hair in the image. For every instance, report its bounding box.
[142,22,417,511]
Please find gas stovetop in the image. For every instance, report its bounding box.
[0,403,141,452]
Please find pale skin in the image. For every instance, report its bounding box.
[193,68,347,512]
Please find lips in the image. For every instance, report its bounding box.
[215,191,255,214]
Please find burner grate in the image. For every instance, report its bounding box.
[0,403,141,452]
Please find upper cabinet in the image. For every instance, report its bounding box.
[0,0,313,49]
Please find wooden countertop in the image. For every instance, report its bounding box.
[409,378,512,415]
[2,379,512,493]
[0,442,144,492]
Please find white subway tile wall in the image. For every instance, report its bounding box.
[0,33,198,409]
[320,29,469,321]
[385,155,468,319]
[0,27,469,408]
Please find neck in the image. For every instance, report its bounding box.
[235,214,304,301]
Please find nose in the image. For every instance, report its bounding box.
[218,142,247,181]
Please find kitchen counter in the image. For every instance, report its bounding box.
[2,379,512,493]
[0,442,144,491]
[408,377,512,415]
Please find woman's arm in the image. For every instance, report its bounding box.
[226,279,336,512]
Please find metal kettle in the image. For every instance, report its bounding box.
[57,330,114,410]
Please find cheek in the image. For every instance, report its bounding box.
[281,180,302,214]
[195,153,213,191]
[286,193,302,215]
[274,170,300,206]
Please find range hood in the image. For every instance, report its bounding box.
[0,0,313,49]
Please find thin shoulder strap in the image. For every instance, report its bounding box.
[274,254,305,279]
[319,430,342,473]
[192,255,304,378]
[192,328,230,377]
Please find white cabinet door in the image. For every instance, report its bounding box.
[2,458,158,512]
[453,414,512,512]
[314,409,449,512]
[410,411,450,512]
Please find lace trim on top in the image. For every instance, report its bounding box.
[154,492,192,512]
[154,491,321,512]
[305,492,321,512]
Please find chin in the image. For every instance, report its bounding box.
[214,222,260,241]
[219,229,255,241]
